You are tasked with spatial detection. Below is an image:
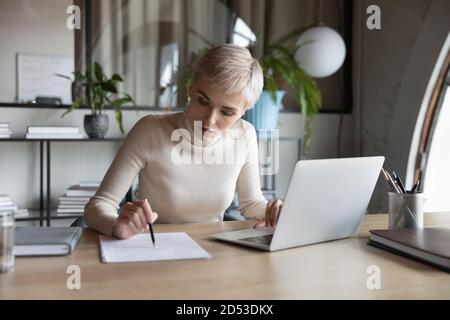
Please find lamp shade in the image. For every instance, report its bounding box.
[295,26,346,78]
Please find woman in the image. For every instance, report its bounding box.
[84,44,283,239]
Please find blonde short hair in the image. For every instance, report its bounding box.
[191,44,263,109]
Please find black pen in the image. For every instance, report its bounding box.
[411,179,420,193]
[144,198,155,247]
[148,222,155,247]
[392,171,406,193]
[381,168,399,193]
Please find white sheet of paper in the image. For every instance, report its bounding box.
[99,232,211,263]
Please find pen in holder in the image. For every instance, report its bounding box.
[388,192,424,229]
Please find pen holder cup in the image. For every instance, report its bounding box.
[388,192,424,229]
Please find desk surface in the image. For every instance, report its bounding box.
[1,213,450,299]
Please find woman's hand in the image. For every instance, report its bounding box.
[254,199,283,228]
[112,198,158,239]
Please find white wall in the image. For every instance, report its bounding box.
[423,89,450,211]
[0,0,74,102]
[386,2,450,201]
[352,0,450,212]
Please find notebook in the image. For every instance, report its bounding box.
[14,227,82,256]
[99,232,211,263]
[368,228,450,272]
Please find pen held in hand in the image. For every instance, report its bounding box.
[143,198,156,247]
[148,222,155,247]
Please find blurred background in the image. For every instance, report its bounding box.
[0,0,449,226]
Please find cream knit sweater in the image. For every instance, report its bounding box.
[84,112,268,236]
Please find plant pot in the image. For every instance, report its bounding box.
[244,90,285,138]
[84,114,109,139]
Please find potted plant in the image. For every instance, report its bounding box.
[56,62,134,138]
[247,43,321,156]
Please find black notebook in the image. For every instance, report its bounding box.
[14,227,82,256]
[368,228,450,272]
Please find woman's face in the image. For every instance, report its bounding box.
[185,77,247,141]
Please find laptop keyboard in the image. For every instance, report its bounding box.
[239,234,273,246]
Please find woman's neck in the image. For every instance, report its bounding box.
[176,111,222,147]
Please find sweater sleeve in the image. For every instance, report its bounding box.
[236,123,268,220]
[84,116,152,236]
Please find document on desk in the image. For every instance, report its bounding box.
[99,232,211,263]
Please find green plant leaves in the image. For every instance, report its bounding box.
[111,74,123,82]
[100,80,118,94]
[109,93,134,134]
[261,43,322,156]
[111,97,131,108]
[61,96,83,118]
[115,110,124,134]
[61,62,134,134]
[94,62,104,81]
[54,73,72,80]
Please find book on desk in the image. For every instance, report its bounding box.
[14,227,82,256]
[368,228,450,272]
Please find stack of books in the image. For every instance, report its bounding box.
[26,126,83,139]
[0,122,12,139]
[0,194,29,218]
[56,181,100,216]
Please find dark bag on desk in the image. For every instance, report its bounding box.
[14,227,82,256]
[368,228,450,272]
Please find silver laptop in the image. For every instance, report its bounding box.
[209,156,385,251]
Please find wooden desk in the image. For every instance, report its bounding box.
[1,213,450,299]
